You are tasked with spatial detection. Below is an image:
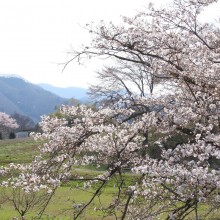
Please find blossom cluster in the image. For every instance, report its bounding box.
[0,112,19,129]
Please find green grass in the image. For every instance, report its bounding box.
[0,138,132,219]
[2,138,220,220]
[0,185,118,219]
[0,137,40,165]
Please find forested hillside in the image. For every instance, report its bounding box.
[0,76,67,122]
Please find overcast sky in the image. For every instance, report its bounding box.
[0,0,219,88]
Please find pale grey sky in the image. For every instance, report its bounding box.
[0,0,219,88]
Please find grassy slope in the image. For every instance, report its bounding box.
[0,138,127,219]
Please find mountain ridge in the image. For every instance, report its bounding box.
[38,83,88,99]
[0,76,68,122]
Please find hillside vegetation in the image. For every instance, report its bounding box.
[0,76,67,122]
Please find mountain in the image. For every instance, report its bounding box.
[0,76,67,122]
[38,83,88,100]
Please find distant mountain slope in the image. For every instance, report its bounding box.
[0,76,67,122]
[0,92,22,114]
[38,83,88,99]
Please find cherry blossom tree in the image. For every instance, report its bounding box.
[0,112,19,139]
[1,0,220,219]
[0,112,19,130]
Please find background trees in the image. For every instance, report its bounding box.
[1,0,220,219]
[11,113,35,131]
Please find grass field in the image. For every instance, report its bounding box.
[0,185,118,219]
[0,138,131,219]
[0,137,39,165]
[1,138,220,220]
